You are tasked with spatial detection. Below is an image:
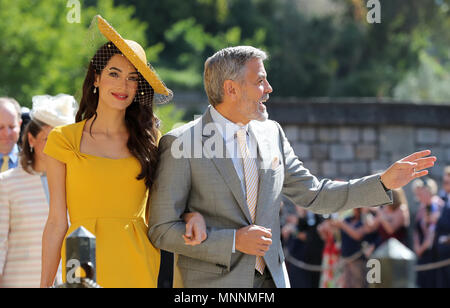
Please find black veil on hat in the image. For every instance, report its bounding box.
[86,15,173,105]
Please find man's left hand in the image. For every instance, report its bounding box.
[380,150,437,190]
[182,212,208,246]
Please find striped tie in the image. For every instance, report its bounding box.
[1,155,9,173]
[236,128,265,275]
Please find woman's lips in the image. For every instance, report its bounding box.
[112,92,129,101]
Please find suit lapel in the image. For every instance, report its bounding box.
[201,108,253,224]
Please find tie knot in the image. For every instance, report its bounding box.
[236,128,247,143]
[1,155,10,172]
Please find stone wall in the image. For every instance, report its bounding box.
[281,124,450,181]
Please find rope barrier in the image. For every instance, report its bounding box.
[284,248,450,273]
[284,248,364,273]
[415,259,450,272]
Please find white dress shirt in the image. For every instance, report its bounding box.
[209,106,259,196]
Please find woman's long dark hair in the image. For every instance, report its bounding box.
[20,119,48,175]
[77,42,160,189]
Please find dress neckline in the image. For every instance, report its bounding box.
[77,119,135,161]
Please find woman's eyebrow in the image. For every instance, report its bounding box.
[109,67,138,75]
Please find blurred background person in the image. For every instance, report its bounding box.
[412,177,440,288]
[0,98,22,173]
[318,214,341,288]
[283,204,325,288]
[360,208,382,256]
[436,166,450,288]
[332,208,367,288]
[0,94,76,288]
[19,106,31,148]
[365,188,410,247]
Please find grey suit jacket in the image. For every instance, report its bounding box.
[148,107,393,288]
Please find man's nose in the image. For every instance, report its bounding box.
[265,80,273,94]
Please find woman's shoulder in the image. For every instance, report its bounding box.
[48,120,85,145]
[45,120,86,162]
[51,121,85,137]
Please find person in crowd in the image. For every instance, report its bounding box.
[436,166,450,288]
[283,204,324,288]
[0,98,22,173]
[412,177,440,288]
[40,16,203,288]
[360,207,381,255]
[365,188,410,246]
[0,94,75,287]
[317,215,341,288]
[332,208,367,288]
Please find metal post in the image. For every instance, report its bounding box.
[54,226,101,288]
[369,238,417,288]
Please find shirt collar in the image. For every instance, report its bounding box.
[209,106,249,142]
[0,144,19,164]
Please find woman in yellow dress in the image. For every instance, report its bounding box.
[40,16,203,288]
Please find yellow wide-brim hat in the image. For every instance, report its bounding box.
[96,15,170,97]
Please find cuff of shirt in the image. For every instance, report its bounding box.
[232,230,236,253]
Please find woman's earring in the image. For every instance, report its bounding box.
[30,146,34,153]
[93,86,97,94]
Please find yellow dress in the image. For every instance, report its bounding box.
[43,119,160,288]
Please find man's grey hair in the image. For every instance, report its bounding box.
[0,97,21,120]
[204,46,268,107]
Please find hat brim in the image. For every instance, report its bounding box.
[96,15,170,96]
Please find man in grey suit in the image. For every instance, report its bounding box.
[148,46,436,288]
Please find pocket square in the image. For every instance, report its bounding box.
[271,156,280,170]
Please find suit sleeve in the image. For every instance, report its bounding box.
[148,134,234,269]
[277,122,392,214]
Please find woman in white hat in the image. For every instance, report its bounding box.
[40,16,205,288]
[0,94,76,288]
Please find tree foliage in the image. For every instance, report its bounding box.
[116,0,450,101]
[1,0,449,109]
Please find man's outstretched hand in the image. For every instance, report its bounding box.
[380,150,437,190]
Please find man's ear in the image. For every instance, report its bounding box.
[223,80,238,99]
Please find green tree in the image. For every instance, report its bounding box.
[0,0,162,105]
[115,0,450,101]
[3,0,449,108]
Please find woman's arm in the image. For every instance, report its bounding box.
[40,156,68,288]
[413,230,425,257]
[414,224,435,258]
[334,220,366,241]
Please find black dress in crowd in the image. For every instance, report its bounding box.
[286,213,324,288]
[415,219,437,288]
[436,193,450,288]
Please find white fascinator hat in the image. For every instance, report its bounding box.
[30,94,78,127]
